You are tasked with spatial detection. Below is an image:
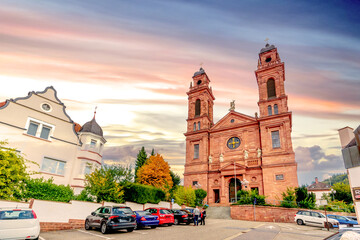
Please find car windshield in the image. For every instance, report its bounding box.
[319,213,326,218]
[112,207,133,215]
[136,211,152,216]
[179,211,187,215]
[338,216,349,220]
[0,210,35,220]
[160,209,171,214]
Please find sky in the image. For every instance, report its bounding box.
[0,0,359,185]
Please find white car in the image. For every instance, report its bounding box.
[295,210,339,228]
[0,208,40,240]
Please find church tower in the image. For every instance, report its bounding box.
[184,68,215,190]
[255,43,298,199]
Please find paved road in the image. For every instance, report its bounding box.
[40,219,336,240]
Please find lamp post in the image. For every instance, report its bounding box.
[330,189,336,201]
[234,160,237,202]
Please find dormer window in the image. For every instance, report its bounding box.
[90,139,97,148]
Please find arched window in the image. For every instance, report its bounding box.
[198,121,201,130]
[195,99,201,116]
[267,78,276,99]
[193,122,196,131]
[274,104,278,115]
[268,105,272,116]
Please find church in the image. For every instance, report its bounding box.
[184,43,298,205]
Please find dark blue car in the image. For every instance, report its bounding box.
[134,211,159,229]
[327,215,358,227]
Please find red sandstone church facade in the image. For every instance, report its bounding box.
[184,44,298,205]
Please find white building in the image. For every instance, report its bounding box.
[0,86,106,194]
[307,177,331,206]
[338,126,360,220]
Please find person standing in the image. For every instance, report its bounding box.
[193,206,200,226]
[200,208,206,225]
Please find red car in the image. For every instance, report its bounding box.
[144,208,174,226]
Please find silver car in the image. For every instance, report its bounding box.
[0,208,40,240]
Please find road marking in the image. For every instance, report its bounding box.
[265,226,275,229]
[132,231,148,235]
[77,229,114,239]
[39,237,46,240]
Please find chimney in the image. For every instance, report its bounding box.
[338,126,354,149]
[315,177,319,184]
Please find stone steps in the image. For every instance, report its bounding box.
[206,206,231,219]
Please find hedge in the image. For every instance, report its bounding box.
[123,183,165,204]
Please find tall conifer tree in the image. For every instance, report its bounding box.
[135,146,147,182]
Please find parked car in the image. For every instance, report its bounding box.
[85,206,136,234]
[346,216,358,222]
[180,209,194,223]
[134,211,159,229]
[170,209,192,225]
[327,214,358,227]
[294,210,339,228]
[0,208,40,240]
[325,226,360,240]
[144,208,174,226]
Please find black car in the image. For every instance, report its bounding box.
[171,209,192,225]
[85,206,136,234]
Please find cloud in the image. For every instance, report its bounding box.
[295,145,345,172]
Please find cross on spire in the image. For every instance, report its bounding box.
[93,106,97,119]
[264,38,269,44]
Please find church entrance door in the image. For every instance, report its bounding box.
[214,189,220,203]
[229,178,241,203]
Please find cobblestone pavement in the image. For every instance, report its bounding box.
[40,219,337,240]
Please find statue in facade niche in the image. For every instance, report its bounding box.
[219,153,224,162]
[209,155,212,163]
[229,100,235,111]
[257,148,262,158]
[244,150,249,160]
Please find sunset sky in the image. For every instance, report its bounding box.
[0,0,359,185]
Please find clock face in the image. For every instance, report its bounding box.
[227,137,240,149]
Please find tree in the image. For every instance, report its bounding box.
[135,147,147,182]
[170,171,181,187]
[195,189,207,205]
[137,154,173,192]
[0,141,34,200]
[296,186,316,209]
[323,173,349,186]
[281,187,297,208]
[174,186,196,207]
[85,165,132,203]
[151,148,155,156]
[332,182,352,204]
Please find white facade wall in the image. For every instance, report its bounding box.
[0,200,176,223]
[348,166,360,221]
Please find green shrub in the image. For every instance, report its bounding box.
[280,187,297,208]
[195,189,207,206]
[236,189,266,205]
[22,178,74,202]
[319,200,355,213]
[74,189,94,202]
[123,182,165,204]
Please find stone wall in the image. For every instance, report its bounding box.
[231,205,355,223]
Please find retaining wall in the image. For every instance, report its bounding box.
[231,205,355,223]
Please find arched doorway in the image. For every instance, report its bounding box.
[229,178,241,203]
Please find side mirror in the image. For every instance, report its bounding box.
[91,212,96,216]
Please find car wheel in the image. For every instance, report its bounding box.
[296,219,304,225]
[85,220,91,230]
[101,222,108,234]
[186,222,190,225]
[168,223,173,226]
[174,219,179,225]
[326,222,333,228]
[127,228,134,232]
[150,226,157,229]
[134,221,138,230]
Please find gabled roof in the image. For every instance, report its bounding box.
[219,162,246,171]
[211,111,257,131]
[307,182,331,191]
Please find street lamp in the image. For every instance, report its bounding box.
[330,189,336,201]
